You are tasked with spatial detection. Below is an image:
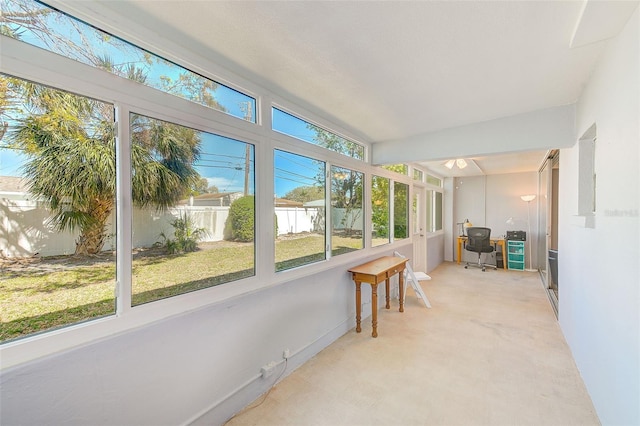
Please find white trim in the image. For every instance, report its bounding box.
[0,23,417,368]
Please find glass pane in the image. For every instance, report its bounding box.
[371,175,390,247]
[383,164,408,175]
[426,190,434,232]
[0,74,116,341]
[331,166,364,255]
[274,150,325,271]
[272,108,364,160]
[393,182,409,240]
[130,113,254,306]
[2,0,256,122]
[412,192,420,235]
[435,191,443,231]
[426,174,442,187]
[413,169,424,181]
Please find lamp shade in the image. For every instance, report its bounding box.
[521,194,536,202]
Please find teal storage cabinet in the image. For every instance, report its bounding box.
[507,240,525,271]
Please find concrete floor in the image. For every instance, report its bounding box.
[227,261,600,426]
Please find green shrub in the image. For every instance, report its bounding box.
[224,195,254,242]
[160,211,208,254]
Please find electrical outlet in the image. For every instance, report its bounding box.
[261,361,277,379]
[283,348,290,359]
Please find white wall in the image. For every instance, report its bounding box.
[559,6,639,425]
[426,233,444,272]
[452,172,538,268]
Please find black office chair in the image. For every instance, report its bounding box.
[464,227,497,272]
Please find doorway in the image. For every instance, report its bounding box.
[538,150,559,314]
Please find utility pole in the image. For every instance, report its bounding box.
[240,102,253,196]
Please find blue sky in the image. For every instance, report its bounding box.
[0,0,327,198]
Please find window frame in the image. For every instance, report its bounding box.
[0,31,412,366]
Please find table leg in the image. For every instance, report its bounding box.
[355,281,362,333]
[371,283,378,338]
[398,266,405,313]
[457,238,462,264]
[385,278,390,309]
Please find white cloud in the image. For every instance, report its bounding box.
[206,177,243,192]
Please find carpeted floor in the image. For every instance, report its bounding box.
[227,261,599,426]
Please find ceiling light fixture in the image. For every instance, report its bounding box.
[444,159,468,169]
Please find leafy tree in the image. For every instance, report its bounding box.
[371,176,390,238]
[331,168,363,235]
[0,0,226,112]
[307,123,363,159]
[394,182,409,239]
[283,185,324,203]
[187,177,218,196]
[5,79,201,255]
[382,164,408,175]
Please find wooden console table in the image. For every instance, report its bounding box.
[348,256,408,337]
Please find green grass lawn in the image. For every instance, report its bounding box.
[0,235,365,341]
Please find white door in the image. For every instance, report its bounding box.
[412,186,427,272]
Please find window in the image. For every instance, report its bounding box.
[130,113,255,306]
[331,166,364,255]
[413,169,424,182]
[426,190,443,232]
[2,0,256,122]
[272,108,364,160]
[382,164,408,175]
[0,75,116,341]
[393,182,409,240]
[274,150,325,271]
[371,175,390,247]
[426,174,442,187]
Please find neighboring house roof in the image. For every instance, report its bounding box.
[275,198,304,208]
[0,176,28,193]
[303,199,325,207]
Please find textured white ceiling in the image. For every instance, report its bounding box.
[57,0,637,175]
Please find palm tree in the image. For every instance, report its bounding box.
[8,79,200,255]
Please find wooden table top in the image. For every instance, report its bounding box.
[348,256,408,275]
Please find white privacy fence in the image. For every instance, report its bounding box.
[0,199,335,257]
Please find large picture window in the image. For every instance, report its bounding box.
[274,150,325,271]
[130,113,255,306]
[0,75,117,341]
[330,166,364,255]
[1,0,256,122]
[272,108,364,160]
[393,182,409,240]
[371,175,390,247]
